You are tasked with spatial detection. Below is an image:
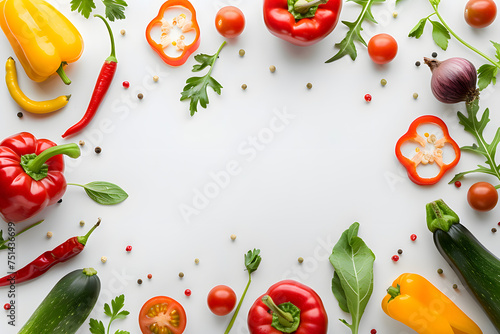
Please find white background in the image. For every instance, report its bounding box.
[0,0,499,333]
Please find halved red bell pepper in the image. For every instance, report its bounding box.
[263,0,342,46]
[247,280,328,334]
[146,0,200,66]
[0,132,80,223]
[395,115,461,185]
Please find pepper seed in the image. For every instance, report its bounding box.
[153,75,159,82]
[95,147,102,154]
[239,49,245,57]
[179,272,184,278]
[147,274,152,279]
[137,279,143,284]
[397,249,403,255]
[57,199,63,204]
[241,84,247,90]
[452,283,458,289]
[380,79,387,86]
[78,140,85,146]
[298,257,304,264]
[413,93,419,99]
[46,231,53,238]
[269,65,276,73]
[120,29,126,36]
[80,220,85,227]
[138,93,144,100]
[17,112,23,118]
[194,258,200,265]
[492,227,497,233]
[392,11,398,18]
[306,83,312,89]
[432,52,438,58]
[101,256,107,263]
[230,234,237,241]
[437,268,443,274]
[415,61,421,67]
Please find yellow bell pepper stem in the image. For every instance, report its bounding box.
[382,273,482,334]
[0,0,83,84]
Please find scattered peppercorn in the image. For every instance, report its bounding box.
[101,256,107,263]
[185,289,192,296]
[415,61,421,67]
[78,140,85,146]
[410,234,417,241]
[3,303,10,310]
[298,257,304,264]
[230,234,237,241]
[380,79,387,86]
[453,283,458,290]
[364,94,372,102]
[17,112,23,118]
[122,81,130,88]
[138,93,144,100]
[306,83,312,89]
[80,220,85,227]
[194,258,200,265]
[57,199,63,204]
[239,49,245,57]
[492,227,497,233]
[147,274,152,279]
[46,231,53,238]
[392,11,398,18]
[455,181,462,188]
[269,65,276,73]
[137,279,143,285]
[153,75,159,82]
[126,245,132,252]
[95,147,102,154]
[397,249,403,255]
[370,329,377,334]
[120,29,126,36]
[437,268,443,274]
[179,272,184,278]
[392,255,400,262]
[413,92,419,99]
[241,84,247,90]
[432,52,438,58]
[498,222,500,226]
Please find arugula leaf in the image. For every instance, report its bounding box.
[430,20,450,50]
[71,0,96,19]
[181,41,226,116]
[478,64,498,90]
[90,295,130,334]
[102,0,127,21]
[329,222,375,334]
[325,0,385,62]
[450,99,500,184]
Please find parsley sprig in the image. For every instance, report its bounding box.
[325,0,385,63]
[89,294,130,334]
[70,0,127,21]
[409,0,500,90]
[449,99,500,185]
[181,41,226,116]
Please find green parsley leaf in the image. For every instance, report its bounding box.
[89,295,130,334]
[478,64,498,90]
[245,249,262,274]
[115,331,130,334]
[70,0,96,19]
[408,18,427,39]
[430,20,450,50]
[181,41,226,116]
[102,0,127,21]
[89,318,105,334]
[326,0,385,62]
[491,41,500,62]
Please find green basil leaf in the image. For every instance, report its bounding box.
[83,182,128,205]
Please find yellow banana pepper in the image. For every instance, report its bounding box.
[382,273,482,334]
[0,0,83,84]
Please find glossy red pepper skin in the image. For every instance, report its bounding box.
[248,280,328,334]
[0,133,66,223]
[263,0,342,46]
[395,115,461,185]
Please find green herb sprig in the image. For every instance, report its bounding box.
[89,294,130,334]
[224,249,262,334]
[329,222,375,334]
[181,41,226,116]
[0,220,44,250]
[325,0,385,63]
[70,0,127,21]
[449,99,500,185]
[67,181,128,205]
[409,0,500,90]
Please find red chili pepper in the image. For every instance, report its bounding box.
[395,115,461,185]
[0,132,80,223]
[61,15,117,138]
[263,0,342,46]
[247,280,328,334]
[0,220,99,286]
[145,0,201,66]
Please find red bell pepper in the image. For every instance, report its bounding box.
[395,115,461,185]
[247,280,328,334]
[146,0,201,66]
[0,132,80,223]
[263,0,342,46]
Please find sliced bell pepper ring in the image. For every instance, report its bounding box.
[395,115,461,185]
[145,0,200,67]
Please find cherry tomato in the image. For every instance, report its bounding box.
[467,182,498,211]
[138,296,187,334]
[215,6,245,38]
[207,285,237,316]
[367,33,398,65]
[465,0,497,28]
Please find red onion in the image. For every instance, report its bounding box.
[424,57,478,104]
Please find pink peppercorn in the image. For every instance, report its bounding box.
[147,274,152,279]
[185,289,191,296]
[3,303,10,310]
[364,94,372,102]
[455,181,462,188]
[392,255,400,262]
[410,234,417,241]
[371,330,377,334]
[122,81,130,88]
[126,245,132,252]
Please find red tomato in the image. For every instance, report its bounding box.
[207,285,237,316]
[138,296,187,334]
[215,6,245,38]
[467,182,498,211]
[465,0,497,28]
[367,33,398,65]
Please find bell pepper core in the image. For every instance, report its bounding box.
[395,115,461,185]
[263,0,342,46]
[382,273,483,334]
[145,0,201,66]
[261,295,300,333]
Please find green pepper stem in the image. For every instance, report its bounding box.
[387,285,400,298]
[262,295,295,327]
[77,218,101,246]
[295,0,328,13]
[56,62,71,85]
[224,271,251,334]
[22,143,80,181]
[94,14,117,63]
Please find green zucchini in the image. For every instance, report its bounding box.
[18,268,100,334]
[426,200,500,332]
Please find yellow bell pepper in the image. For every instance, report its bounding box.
[382,273,482,334]
[0,0,83,84]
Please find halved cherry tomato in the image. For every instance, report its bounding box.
[465,0,497,28]
[207,285,237,316]
[467,181,498,211]
[139,296,187,334]
[215,6,245,38]
[367,33,398,65]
